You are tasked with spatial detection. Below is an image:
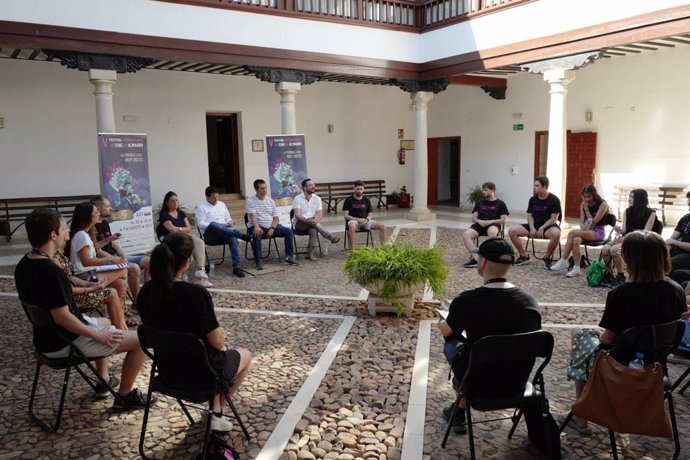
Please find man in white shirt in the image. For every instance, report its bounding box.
[247,179,298,270]
[292,178,340,261]
[195,186,251,278]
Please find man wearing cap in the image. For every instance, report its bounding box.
[342,180,387,250]
[438,237,541,434]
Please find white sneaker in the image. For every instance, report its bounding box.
[194,268,209,280]
[210,414,233,432]
[549,258,569,271]
[195,278,213,288]
[565,266,581,277]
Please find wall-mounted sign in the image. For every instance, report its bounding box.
[513,124,524,131]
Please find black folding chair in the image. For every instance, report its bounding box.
[581,213,617,266]
[289,209,322,259]
[471,224,505,247]
[21,301,123,432]
[526,215,563,261]
[442,330,555,459]
[559,320,685,460]
[137,325,249,459]
[196,227,226,267]
[244,213,281,261]
[343,221,373,249]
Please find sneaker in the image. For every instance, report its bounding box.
[549,258,569,271]
[565,266,581,277]
[307,251,318,261]
[195,278,213,288]
[463,258,478,269]
[330,236,341,244]
[513,255,530,266]
[94,375,120,399]
[543,256,553,270]
[239,234,252,242]
[210,414,233,432]
[608,274,626,288]
[255,260,264,270]
[194,268,209,280]
[113,388,157,410]
[232,267,246,278]
[284,256,299,266]
[442,404,468,434]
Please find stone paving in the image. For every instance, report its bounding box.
[1,218,689,459]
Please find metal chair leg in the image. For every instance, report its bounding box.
[667,392,681,460]
[224,393,250,440]
[558,411,573,434]
[138,382,155,460]
[467,405,476,460]
[609,429,619,460]
[441,395,461,448]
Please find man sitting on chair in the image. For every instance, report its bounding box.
[461,181,509,268]
[246,179,299,270]
[508,176,562,267]
[14,208,153,410]
[343,180,387,250]
[438,237,541,434]
[292,178,341,261]
[195,186,252,278]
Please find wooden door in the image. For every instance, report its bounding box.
[427,138,439,206]
[565,132,597,217]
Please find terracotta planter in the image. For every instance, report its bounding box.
[397,195,411,208]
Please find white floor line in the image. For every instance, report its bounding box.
[0,292,18,297]
[401,319,434,460]
[543,323,601,329]
[0,275,14,279]
[208,287,360,301]
[256,316,356,460]
[422,223,437,302]
[214,306,351,321]
[540,302,604,308]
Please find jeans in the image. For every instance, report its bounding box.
[444,338,464,365]
[248,224,294,259]
[203,221,242,268]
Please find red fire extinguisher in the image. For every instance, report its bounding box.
[397,148,406,165]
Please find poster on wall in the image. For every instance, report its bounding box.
[98,133,155,255]
[266,134,308,226]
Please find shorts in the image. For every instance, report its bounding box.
[128,255,146,266]
[350,220,375,231]
[43,316,119,359]
[218,349,242,391]
[566,328,601,382]
[591,225,605,241]
[469,223,501,236]
[521,223,560,233]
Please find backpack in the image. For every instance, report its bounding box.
[587,260,612,287]
[523,399,562,459]
[195,432,240,460]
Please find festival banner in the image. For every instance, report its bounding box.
[98,133,155,255]
[266,134,308,226]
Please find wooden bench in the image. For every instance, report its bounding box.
[321,180,387,214]
[0,195,94,241]
[612,185,690,226]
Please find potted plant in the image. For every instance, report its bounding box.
[397,186,411,208]
[343,242,448,316]
[465,185,483,207]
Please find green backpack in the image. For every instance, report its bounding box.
[587,260,612,287]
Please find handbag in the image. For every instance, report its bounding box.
[586,260,611,287]
[571,350,672,437]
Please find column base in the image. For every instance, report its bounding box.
[405,211,436,222]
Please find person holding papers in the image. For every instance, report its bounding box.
[67,202,128,324]
[437,237,541,435]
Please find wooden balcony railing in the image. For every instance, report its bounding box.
[160,0,531,31]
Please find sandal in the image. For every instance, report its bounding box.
[557,413,593,436]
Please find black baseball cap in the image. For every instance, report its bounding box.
[470,237,515,264]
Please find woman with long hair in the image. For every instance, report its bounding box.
[67,202,128,328]
[157,191,211,287]
[137,233,251,432]
[563,231,686,434]
[549,184,609,277]
[601,189,660,287]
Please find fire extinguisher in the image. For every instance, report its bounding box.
[397,148,406,165]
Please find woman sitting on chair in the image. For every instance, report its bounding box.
[137,232,252,432]
[549,184,609,277]
[564,231,686,434]
[158,191,212,287]
[601,189,660,288]
[66,202,129,328]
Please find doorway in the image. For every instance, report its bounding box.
[205,113,240,194]
[534,131,598,217]
[428,137,461,206]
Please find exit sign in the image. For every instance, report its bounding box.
[513,124,524,131]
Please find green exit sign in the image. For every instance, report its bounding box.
[513,124,524,131]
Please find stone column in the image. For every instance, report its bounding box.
[275,81,301,135]
[408,91,436,221]
[88,69,118,133]
[543,69,575,209]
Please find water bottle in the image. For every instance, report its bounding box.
[323,239,330,255]
[209,261,215,277]
[182,272,189,282]
[628,352,644,370]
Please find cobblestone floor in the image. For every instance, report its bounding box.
[1,220,689,459]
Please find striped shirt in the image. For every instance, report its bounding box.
[246,195,278,228]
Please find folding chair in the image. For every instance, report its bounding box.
[137,325,250,459]
[559,320,685,460]
[581,213,617,266]
[21,301,123,432]
[442,330,555,459]
[343,221,373,249]
[526,217,563,261]
[289,209,322,259]
[243,213,281,261]
[196,227,226,267]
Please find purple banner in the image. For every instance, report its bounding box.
[98,133,155,254]
[266,134,308,207]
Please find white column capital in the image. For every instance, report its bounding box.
[412,91,434,108]
[275,81,302,95]
[88,68,117,83]
[88,69,117,133]
[543,69,576,86]
[275,81,301,135]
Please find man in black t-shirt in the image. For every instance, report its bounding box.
[438,237,541,434]
[667,191,690,271]
[91,195,149,301]
[508,176,562,267]
[14,208,153,410]
[343,180,387,250]
[461,182,509,268]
